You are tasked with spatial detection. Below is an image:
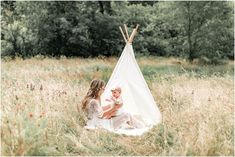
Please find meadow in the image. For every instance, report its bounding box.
[1,56,234,155]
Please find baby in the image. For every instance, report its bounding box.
[104,86,124,119]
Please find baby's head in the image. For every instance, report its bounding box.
[111,86,121,98]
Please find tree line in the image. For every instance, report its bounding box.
[1,1,234,64]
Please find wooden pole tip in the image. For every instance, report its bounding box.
[135,24,139,30]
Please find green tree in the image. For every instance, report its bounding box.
[148,1,234,63]
[1,1,233,63]
[177,1,233,62]
[13,1,91,57]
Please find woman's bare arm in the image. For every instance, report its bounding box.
[104,105,122,118]
[101,105,120,118]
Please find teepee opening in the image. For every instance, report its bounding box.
[101,24,162,135]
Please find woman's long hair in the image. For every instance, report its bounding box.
[81,79,105,112]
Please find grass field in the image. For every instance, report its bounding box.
[1,56,234,155]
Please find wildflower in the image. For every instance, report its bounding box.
[29,112,33,118]
[39,111,45,118]
[40,85,43,91]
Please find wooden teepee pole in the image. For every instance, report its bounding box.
[129,24,139,43]
[124,24,130,41]
[119,26,127,43]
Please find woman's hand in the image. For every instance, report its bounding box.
[101,105,119,119]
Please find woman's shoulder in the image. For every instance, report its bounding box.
[89,99,99,105]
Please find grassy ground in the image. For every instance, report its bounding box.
[1,56,234,155]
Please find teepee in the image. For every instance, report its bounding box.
[101,24,161,128]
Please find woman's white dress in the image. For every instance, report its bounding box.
[85,99,113,130]
[85,99,150,135]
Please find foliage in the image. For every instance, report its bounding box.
[1,1,234,64]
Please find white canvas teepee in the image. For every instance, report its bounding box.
[101,25,161,133]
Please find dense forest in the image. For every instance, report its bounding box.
[1,1,234,64]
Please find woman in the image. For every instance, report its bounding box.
[81,79,144,131]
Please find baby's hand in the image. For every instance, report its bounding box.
[115,100,120,104]
[114,99,122,104]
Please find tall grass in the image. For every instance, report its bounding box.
[1,57,234,155]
